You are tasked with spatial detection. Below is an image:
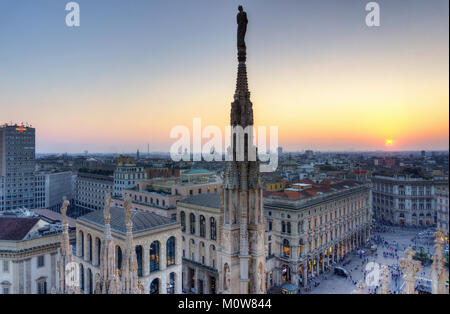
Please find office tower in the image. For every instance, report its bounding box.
[0,124,36,211]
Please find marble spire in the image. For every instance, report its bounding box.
[219,6,266,295]
[94,192,121,294]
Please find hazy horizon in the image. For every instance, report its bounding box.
[1,0,448,154]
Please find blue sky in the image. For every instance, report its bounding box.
[0,0,448,153]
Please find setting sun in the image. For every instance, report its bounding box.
[386,139,393,146]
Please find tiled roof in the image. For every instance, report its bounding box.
[78,207,176,234]
[179,193,221,209]
[0,217,40,240]
[30,209,77,228]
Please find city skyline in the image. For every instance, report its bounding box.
[1,0,448,153]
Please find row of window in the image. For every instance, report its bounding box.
[180,212,217,240]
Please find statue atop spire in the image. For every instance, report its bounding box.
[237,5,248,62]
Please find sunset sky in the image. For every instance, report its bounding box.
[0,0,448,153]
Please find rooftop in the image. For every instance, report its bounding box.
[178,193,221,209]
[0,217,40,241]
[78,206,177,234]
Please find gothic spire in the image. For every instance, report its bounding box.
[94,192,121,294]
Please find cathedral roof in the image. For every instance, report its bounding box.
[78,206,176,234]
[179,193,221,209]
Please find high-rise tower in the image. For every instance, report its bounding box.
[218,6,266,294]
[0,124,36,211]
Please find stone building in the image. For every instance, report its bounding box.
[35,171,74,212]
[75,171,113,212]
[112,169,221,220]
[177,193,220,294]
[435,178,449,233]
[112,157,146,198]
[372,172,436,226]
[0,210,62,294]
[73,199,182,294]
[264,180,371,289]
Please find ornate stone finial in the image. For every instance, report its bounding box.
[237,5,248,62]
[124,196,133,232]
[400,247,421,294]
[60,196,70,220]
[379,264,391,294]
[104,192,111,224]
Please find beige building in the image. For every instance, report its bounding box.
[112,169,222,220]
[0,212,62,294]
[177,193,220,293]
[75,172,113,212]
[73,206,182,294]
[264,181,372,289]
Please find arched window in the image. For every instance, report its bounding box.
[200,215,206,237]
[88,268,93,294]
[282,221,286,233]
[150,241,160,273]
[298,239,303,257]
[116,246,122,270]
[190,213,196,234]
[180,211,186,232]
[79,263,84,291]
[287,222,291,234]
[96,238,101,266]
[210,217,217,240]
[79,231,84,257]
[283,239,290,258]
[87,234,92,262]
[166,237,176,267]
[150,278,159,294]
[189,239,195,261]
[209,245,216,268]
[199,242,206,264]
[135,245,143,277]
[168,272,176,294]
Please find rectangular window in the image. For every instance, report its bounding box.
[37,255,45,268]
[2,260,9,272]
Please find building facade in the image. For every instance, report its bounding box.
[113,159,146,197]
[75,172,113,212]
[0,124,36,211]
[112,170,222,220]
[372,174,435,226]
[0,211,61,294]
[177,194,220,294]
[35,171,74,211]
[435,178,449,233]
[264,181,371,289]
[73,205,182,294]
